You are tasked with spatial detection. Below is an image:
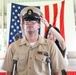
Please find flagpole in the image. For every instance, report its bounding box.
[2,0,4,53]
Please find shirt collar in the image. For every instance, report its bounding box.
[19,37,28,46]
[19,35,47,46]
[38,35,46,44]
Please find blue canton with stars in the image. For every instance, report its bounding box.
[9,3,25,44]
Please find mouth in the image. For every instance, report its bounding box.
[50,38,53,40]
[49,37,54,40]
[27,26,33,28]
[27,26,34,30]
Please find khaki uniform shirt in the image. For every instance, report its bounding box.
[2,35,65,75]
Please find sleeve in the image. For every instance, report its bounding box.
[50,41,66,73]
[2,45,14,72]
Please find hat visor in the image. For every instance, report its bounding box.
[24,16,40,21]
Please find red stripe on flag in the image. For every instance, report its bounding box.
[67,71,76,75]
[53,4,58,27]
[60,1,65,40]
[44,5,50,37]
[0,72,6,75]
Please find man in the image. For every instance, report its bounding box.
[2,6,66,75]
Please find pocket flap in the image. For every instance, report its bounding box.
[35,54,47,62]
[13,55,18,60]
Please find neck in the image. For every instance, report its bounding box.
[25,32,39,43]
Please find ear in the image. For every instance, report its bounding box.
[38,23,40,29]
[19,14,25,37]
[19,14,23,24]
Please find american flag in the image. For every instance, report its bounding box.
[8,3,25,46]
[8,1,65,46]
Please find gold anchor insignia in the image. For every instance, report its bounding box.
[28,10,32,15]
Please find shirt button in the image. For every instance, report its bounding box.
[31,49,33,50]
[30,57,32,59]
[42,59,43,61]
[29,67,31,69]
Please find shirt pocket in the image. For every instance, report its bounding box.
[35,54,47,63]
[13,55,18,60]
[35,54,48,73]
[17,55,27,72]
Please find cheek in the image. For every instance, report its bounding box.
[53,36,56,41]
[34,24,40,29]
[48,35,54,40]
[50,36,54,39]
[23,25,26,30]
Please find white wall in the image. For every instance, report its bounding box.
[64,0,76,51]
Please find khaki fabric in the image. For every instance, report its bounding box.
[2,35,66,75]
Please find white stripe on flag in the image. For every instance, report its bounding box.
[49,4,54,25]
[40,5,45,37]
[56,2,61,30]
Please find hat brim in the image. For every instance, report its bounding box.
[23,12,40,20]
[24,17,40,21]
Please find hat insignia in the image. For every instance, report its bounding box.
[27,9,32,15]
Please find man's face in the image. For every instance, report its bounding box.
[23,20,40,34]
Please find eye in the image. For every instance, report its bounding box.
[24,20,37,24]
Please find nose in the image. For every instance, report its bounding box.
[24,21,37,25]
